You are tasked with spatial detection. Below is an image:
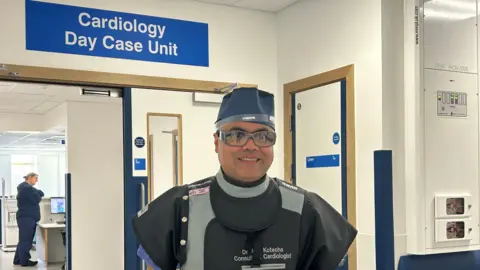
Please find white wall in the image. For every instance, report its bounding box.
[42,103,67,131]
[276,1,384,269]
[0,149,66,197]
[0,113,44,132]
[66,100,124,270]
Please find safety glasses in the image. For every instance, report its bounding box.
[218,130,276,147]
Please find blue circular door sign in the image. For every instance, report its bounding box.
[135,137,145,148]
[332,132,340,145]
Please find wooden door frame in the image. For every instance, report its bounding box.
[0,64,256,92]
[146,113,183,202]
[283,64,357,270]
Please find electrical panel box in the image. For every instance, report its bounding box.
[405,0,480,255]
[423,69,479,252]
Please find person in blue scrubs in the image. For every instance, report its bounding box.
[13,172,44,267]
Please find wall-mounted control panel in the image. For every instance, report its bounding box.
[437,91,468,117]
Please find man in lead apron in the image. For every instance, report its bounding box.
[132,87,357,270]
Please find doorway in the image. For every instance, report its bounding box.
[0,81,123,270]
[146,113,183,201]
[0,63,256,270]
[283,64,357,270]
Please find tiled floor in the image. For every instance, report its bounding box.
[0,249,64,269]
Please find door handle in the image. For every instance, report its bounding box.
[139,183,146,270]
[140,183,146,208]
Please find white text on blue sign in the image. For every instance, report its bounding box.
[25,1,209,67]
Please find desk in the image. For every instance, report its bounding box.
[36,223,66,265]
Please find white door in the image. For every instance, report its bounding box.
[293,81,347,269]
[294,82,344,215]
[66,100,124,270]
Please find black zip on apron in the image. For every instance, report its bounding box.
[245,230,263,267]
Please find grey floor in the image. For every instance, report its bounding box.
[0,248,64,269]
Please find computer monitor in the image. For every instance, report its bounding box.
[50,197,65,214]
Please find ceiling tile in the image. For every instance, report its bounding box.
[30,101,61,113]
[0,105,23,112]
[0,131,65,149]
[195,0,239,4]
[0,82,15,92]
[46,96,68,103]
[10,83,47,94]
[43,84,81,96]
[0,82,15,86]
[234,0,298,12]
[0,100,46,114]
[0,92,49,102]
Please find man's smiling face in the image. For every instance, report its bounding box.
[214,121,275,182]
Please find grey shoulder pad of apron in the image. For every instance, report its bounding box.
[131,185,189,270]
[300,192,358,270]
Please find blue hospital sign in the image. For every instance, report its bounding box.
[25,1,209,67]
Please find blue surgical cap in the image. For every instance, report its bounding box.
[215,87,275,130]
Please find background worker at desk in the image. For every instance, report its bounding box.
[13,172,44,267]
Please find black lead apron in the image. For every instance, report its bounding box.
[132,172,357,270]
[205,178,299,270]
[179,175,302,270]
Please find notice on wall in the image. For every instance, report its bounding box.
[437,91,467,117]
[134,137,145,148]
[306,154,340,168]
[134,158,146,171]
[25,1,209,67]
